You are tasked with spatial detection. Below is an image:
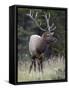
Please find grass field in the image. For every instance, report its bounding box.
[18,56,65,82]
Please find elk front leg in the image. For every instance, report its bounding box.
[37,59,41,72]
[33,60,36,72]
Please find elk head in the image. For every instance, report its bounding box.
[41,13,57,43]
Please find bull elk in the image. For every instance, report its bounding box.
[28,10,57,73]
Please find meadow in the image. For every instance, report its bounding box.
[18,55,65,82]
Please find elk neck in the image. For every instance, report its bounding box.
[42,32,48,41]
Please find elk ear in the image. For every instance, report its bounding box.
[47,32,54,36]
[50,32,54,36]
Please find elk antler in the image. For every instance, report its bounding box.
[26,10,46,32]
[44,13,56,33]
[26,10,56,33]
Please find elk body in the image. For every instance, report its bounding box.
[28,11,57,72]
[29,32,56,72]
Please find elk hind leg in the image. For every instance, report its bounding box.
[29,59,34,73]
[40,60,43,72]
[29,57,36,73]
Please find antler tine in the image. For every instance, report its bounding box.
[50,23,56,31]
[51,26,56,31]
[48,12,50,19]
[44,12,56,33]
[35,11,38,19]
[30,9,32,16]
[50,23,54,29]
[30,10,31,15]
[45,13,50,22]
[44,13,48,21]
[26,9,32,17]
[45,13,51,32]
[29,10,38,19]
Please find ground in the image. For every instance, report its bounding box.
[18,56,65,82]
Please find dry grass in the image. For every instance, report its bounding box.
[18,56,65,82]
